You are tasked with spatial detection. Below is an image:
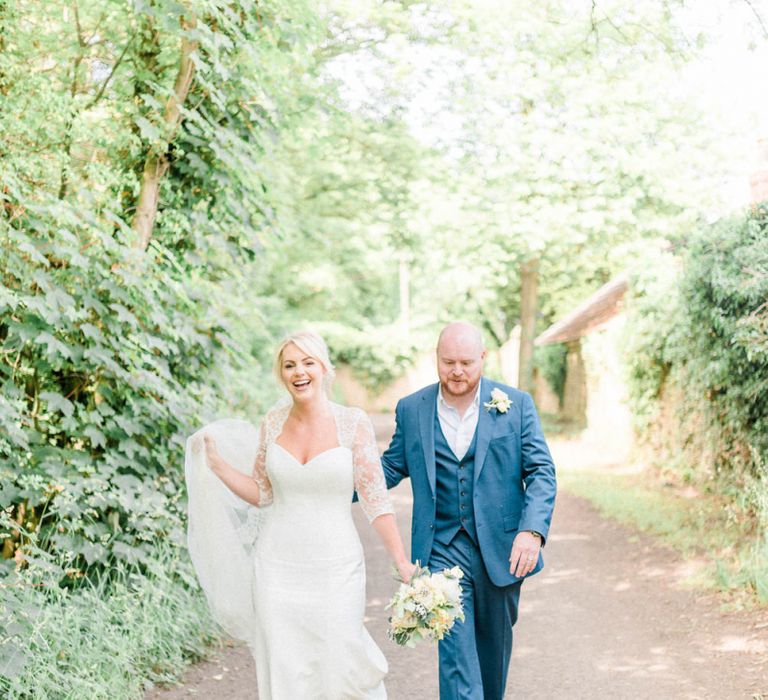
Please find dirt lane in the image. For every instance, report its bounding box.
[145,417,768,699]
[509,491,767,698]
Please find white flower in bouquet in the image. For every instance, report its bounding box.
[387,563,465,648]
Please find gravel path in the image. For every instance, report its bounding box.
[145,416,768,699]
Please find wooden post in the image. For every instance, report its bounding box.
[517,257,539,393]
[132,12,198,250]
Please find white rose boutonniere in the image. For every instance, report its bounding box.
[484,388,512,414]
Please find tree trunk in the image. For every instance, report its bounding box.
[399,257,410,336]
[517,257,539,393]
[132,12,197,250]
[562,339,587,427]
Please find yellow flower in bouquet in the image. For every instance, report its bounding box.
[386,563,465,648]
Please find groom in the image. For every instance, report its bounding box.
[381,321,557,700]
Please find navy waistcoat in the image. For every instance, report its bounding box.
[433,412,479,546]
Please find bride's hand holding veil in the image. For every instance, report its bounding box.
[203,435,225,474]
[202,432,263,506]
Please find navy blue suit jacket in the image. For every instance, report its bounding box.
[381,378,557,587]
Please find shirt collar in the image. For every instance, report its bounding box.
[437,379,482,411]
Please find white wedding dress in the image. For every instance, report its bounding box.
[185,401,393,699]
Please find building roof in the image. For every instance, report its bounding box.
[535,274,628,346]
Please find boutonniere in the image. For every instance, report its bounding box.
[484,388,512,414]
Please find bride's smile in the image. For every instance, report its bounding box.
[280,343,326,400]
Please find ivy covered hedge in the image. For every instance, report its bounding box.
[679,207,768,479]
[624,204,768,519]
[0,205,237,571]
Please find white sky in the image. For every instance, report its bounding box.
[679,0,768,206]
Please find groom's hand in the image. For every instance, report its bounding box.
[509,531,541,578]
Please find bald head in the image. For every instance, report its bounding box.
[436,322,486,405]
[437,322,485,354]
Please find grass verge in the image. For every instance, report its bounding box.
[0,542,220,700]
[557,462,768,606]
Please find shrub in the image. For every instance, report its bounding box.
[314,321,418,390]
[624,206,768,517]
[621,251,682,431]
[678,205,768,482]
[534,343,568,404]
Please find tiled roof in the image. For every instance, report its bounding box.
[535,274,628,345]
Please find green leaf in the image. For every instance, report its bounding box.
[17,241,49,267]
[35,332,72,360]
[135,116,163,143]
[83,426,107,449]
[80,323,103,341]
[39,391,75,418]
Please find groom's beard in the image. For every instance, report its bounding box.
[441,376,480,398]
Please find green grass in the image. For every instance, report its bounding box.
[0,543,221,699]
[559,468,768,606]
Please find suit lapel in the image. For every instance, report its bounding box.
[473,378,494,484]
[418,385,438,496]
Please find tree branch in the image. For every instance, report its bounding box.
[742,0,768,39]
[85,33,134,110]
[590,0,599,49]
[72,0,85,47]
[85,11,107,47]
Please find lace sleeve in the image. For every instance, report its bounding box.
[252,416,273,506]
[351,410,394,523]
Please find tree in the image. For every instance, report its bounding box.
[337,1,739,367]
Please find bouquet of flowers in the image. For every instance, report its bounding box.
[386,564,465,648]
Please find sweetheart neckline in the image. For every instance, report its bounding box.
[272,442,349,467]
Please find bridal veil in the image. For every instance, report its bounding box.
[184,417,267,643]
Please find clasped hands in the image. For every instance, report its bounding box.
[509,530,541,577]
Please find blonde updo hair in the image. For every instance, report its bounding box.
[273,330,336,396]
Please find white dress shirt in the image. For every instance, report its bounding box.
[436,382,482,460]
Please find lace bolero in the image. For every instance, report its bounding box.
[252,401,394,523]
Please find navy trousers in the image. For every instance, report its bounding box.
[428,531,522,700]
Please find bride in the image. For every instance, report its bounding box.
[185,330,416,699]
